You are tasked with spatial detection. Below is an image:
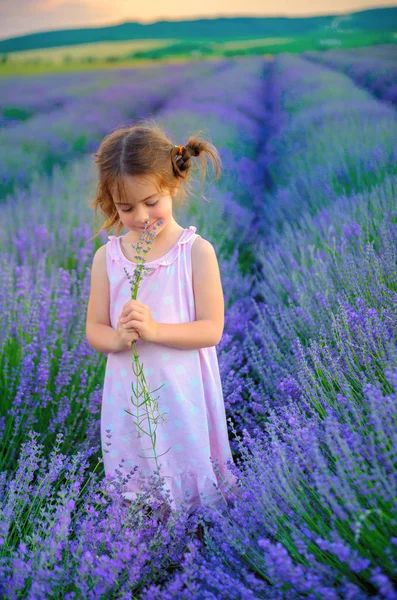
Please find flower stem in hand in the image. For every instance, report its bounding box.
[121,220,170,475]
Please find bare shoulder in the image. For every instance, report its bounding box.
[93,243,107,265]
[89,243,108,281]
[191,236,217,262]
[191,237,220,277]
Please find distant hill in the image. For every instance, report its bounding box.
[0,7,396,54]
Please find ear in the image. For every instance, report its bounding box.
[171,184,179,198]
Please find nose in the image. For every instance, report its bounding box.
[134,210,150,226]
[137,219,150,226]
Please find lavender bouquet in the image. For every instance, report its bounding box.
[122,219,171,476]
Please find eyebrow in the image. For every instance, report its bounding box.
[115,193,157,206]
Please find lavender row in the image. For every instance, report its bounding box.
[302,44,397,108]
[216,53,397,596]
[254,54,397,240]
[0,57,266,269]
[241,54,397,419]
[0,57,270,459]
[146,54,397,599]
[0,58,274,598]
[3,52,396,597]
[0,60,224,200]
[146,370,397,599]
[0,55,269,451]
[0,68,154,129]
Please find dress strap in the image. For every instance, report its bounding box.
[107,226,199,271]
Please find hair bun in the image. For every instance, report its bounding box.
[187,142,201,157]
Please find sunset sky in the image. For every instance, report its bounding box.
[0,0,395,41]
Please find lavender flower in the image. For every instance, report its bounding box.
[120,218,171,478]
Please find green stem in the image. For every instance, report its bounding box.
[123,221,170,487]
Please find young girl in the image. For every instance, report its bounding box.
[86,120,239,521]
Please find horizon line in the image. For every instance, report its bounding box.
[1,4,393,44]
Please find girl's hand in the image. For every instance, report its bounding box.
[116,314,140,351]
[119,300,159,343]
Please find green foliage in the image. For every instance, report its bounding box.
[2,107,33,122]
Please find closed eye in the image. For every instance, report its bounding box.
[121,201,158,213]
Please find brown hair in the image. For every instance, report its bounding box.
[88,118,222,241]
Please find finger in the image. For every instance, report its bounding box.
[124,320,141,330]
[128,328,140,336]
[127,330,139,337]
[130,300,144,308]
[121,302,137,315]
[123,318,141,328]
[123,299,142,310]
[121,310,144,322]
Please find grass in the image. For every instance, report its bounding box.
[0,31,395,77]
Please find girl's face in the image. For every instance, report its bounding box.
[112,174,177,238]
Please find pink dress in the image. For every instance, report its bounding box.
[101,225,238,515]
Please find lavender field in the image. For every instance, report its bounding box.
[1,47,397,599]
[303,44,397,108]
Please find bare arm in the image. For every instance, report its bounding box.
[85,245,129,355]
[154,238,224,350]
[155,320,219,350]
[86,323,128,355]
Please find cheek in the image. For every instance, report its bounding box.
[159,200,173,215]
[153,206,169,220]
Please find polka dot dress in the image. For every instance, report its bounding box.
[101,226,238,515]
